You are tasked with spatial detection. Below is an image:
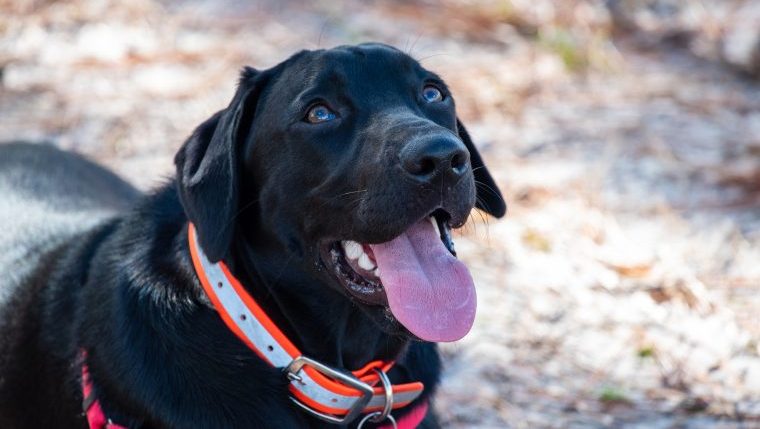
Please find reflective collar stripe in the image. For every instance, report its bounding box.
[187,224,424,417]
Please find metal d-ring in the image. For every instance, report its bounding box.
[357,368,396,428]
[369,368,394,423]
[358,412,397,429]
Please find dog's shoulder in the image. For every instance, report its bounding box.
[0,142,140,307]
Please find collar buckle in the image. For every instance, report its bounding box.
[284,355,374,425]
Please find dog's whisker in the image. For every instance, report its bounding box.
[480,209,491,243]
[473,196,493,242]
[475,194,496,228]
[334,189,368,198]
[408,32,424,55]
[317,19,330,48]
[464,211,476,236]
[474,180,501,198]
[345,195,365,211]
[474,193,493,214]
[416,53,451,63]
[317,189,368,209]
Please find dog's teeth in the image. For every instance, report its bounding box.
[374,267,381,278]
[358,253,376,271]
[342,240,363,260]
[429,216,441,237]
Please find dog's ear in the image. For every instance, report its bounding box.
[456,118,506,218]
[175,67,265,262]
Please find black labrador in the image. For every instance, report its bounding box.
[0,43,505,428]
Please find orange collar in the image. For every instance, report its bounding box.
[187,224,424,425]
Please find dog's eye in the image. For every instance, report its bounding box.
[306,104,336,124]
[422,85,443,103]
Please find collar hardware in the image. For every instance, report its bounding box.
[372,368,394,423]
[358,368,397,428]
[285,355,374,424]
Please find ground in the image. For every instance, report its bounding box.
[1,1,759,428]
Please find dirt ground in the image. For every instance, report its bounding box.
[1,1,759,428]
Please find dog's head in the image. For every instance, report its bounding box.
[175,43,505,342]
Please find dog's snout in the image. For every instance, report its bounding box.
[400,135,470,182]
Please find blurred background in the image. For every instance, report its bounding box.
[1,0,759,427]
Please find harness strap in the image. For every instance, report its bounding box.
[81,359,128,429]
[379,400,429,429]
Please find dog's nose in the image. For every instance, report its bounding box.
[401,135,470,182]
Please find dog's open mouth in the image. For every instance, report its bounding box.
[328,212,455,305]
[323,209,476,342]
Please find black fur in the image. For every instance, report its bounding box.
[0,43,504,428]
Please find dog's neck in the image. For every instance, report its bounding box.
[221,228,409,371]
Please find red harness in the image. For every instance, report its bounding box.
[81,358,127,429]
[80,224,428,428]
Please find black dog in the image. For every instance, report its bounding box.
[0,43,505,428]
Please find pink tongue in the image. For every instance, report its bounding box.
[368,219,476,342]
